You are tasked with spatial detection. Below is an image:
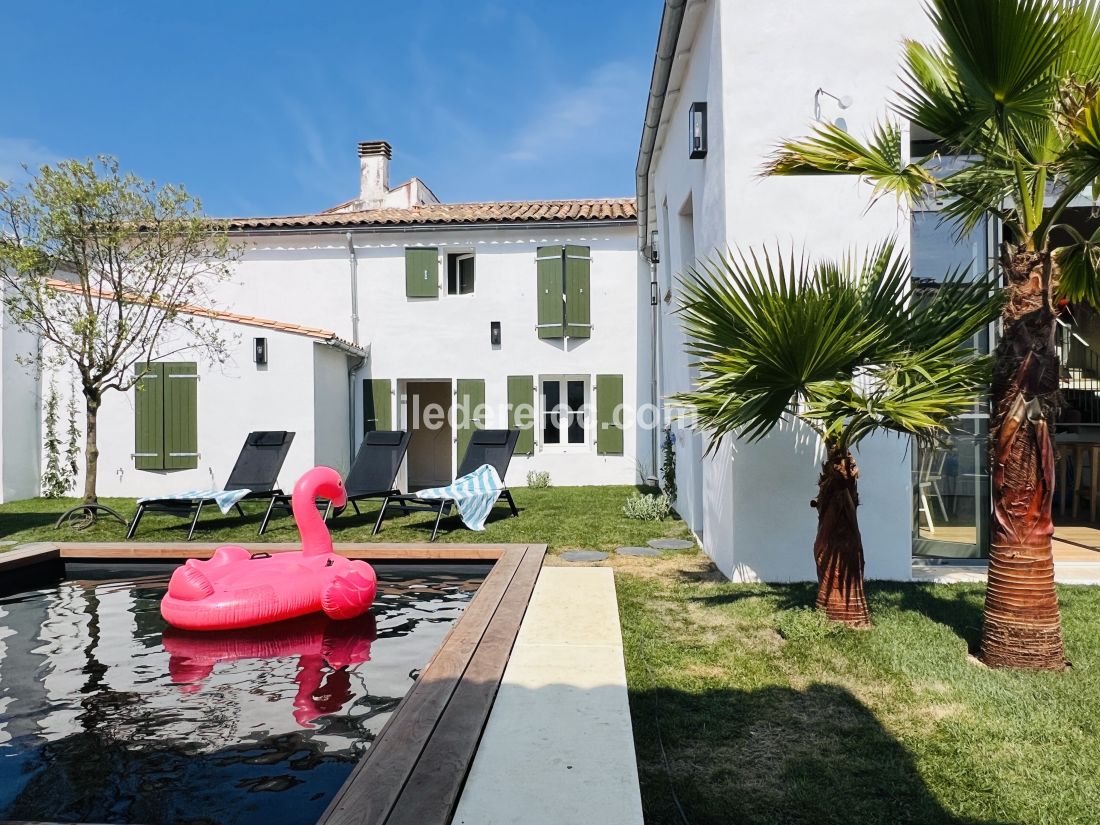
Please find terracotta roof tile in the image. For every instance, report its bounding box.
[225,197,636,231]
[44,278,362,353]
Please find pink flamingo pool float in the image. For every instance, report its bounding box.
[160,466,378,631]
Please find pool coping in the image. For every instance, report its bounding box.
[0,541,547,825]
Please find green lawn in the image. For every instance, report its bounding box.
[616,555,1100,825]
[0,485,693,553]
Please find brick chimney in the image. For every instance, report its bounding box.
[357,141,391,208]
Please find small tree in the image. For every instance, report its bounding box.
[0,156,234,507]
[674,240,1000,626]
[64,376,81,483]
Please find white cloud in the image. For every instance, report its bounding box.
[0,137,60,183]
[503,61,645,164]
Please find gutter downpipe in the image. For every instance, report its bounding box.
[346,231,363,465]
[636,0,686,487]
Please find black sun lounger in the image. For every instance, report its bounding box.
[257,430,412,534]
[372,428,520,542]
[126,431,295,541]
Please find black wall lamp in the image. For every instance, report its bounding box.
[650,229,660,263]
[689,101,707,159]
[490,321,501,347]
[253,337,268,366]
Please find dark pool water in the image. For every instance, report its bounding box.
[0,562,486,825]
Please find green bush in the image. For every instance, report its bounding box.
[622,492,672,521]
[526,470,552,489]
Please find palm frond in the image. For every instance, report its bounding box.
[762,121,933,205]
[673,241,1000,451]
[1055,222,1100,303]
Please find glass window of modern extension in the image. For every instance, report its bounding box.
[911,209,996,559]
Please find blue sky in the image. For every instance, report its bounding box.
[1,2,660,217]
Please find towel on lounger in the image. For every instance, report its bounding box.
[416,464,503,531]
[138,488,252,515]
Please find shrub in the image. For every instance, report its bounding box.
[622,492,672,521]
[526,470,551,489]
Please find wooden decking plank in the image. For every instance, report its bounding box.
[316,547,525,825]
[384,544,546,825]
[52,542,508,562]
[0,543,59,573]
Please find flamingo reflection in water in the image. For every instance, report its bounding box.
[162,612,378,727]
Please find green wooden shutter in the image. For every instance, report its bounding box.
[363,378,392,432]
[507,375,535,455]
[536,245,564,339]
[564,245,591,338]
[163,362,199,469]
[133,363,164,470]
[596,374,624,455]
[406,248,439,298]
[456,378,486,462]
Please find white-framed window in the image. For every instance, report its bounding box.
[540,375,589,449]
[447,252,475,295]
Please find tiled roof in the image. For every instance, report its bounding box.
[226,198,637,230]
[44,278,363,353]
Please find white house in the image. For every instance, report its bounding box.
[15,141,649,503]
[637,0,945,582]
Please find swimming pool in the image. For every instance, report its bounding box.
[0,562,487,825]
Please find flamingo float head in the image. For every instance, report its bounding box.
[294,466,348,510]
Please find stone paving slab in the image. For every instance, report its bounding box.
[560,550,608,563]
[616,546,661,557]
[453,568,643,825]
[647,538,693,550]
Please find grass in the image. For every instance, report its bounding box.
[614,554,1100,825]
[0,485,693,553]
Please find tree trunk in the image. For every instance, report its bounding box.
[812,443,871,628]
[981,246,1066,671]
[82,390,100,505]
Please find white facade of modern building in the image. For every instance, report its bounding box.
[11,144,649,503]
[639,0,937,582]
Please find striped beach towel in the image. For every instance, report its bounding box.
[416,464,503,531]
[138,488,252,514]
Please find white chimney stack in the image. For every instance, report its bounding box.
[357,140,391,208]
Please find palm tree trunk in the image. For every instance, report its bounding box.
[981,246,1065,670]
[812,443,871,628]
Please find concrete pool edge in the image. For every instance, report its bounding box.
[0,541,547,825]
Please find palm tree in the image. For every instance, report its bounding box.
[763,0,1100,669]
[675,240,1000,627]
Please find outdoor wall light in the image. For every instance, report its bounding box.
[254,337,268,365]
[490,321,501,346]
[689,102,707,159]
[814,88,853,119]
[650,229,660,263]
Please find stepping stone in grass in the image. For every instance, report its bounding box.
[616,546,661,557]
[561,550,608,563]
[647,538,694,551]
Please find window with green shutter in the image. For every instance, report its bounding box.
[564,245,591,338]
[507,375,535,455]
[133,361,198,470]
[535,246,590,339]
[406,248,439,298]
[363,378,392,433]
[456,378,486,461]
[596,373,624,455]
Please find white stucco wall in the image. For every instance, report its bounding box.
[226,223,647,489]
[647,0,934,581]
[0,302,41,503]
[313,344,353,477]
[22,219,646,503]
[45,328,340,500]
